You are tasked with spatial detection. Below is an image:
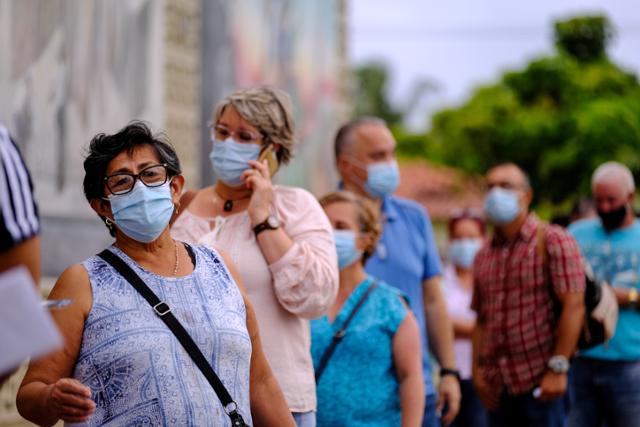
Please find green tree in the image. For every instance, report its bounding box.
[428,15,640,208]
[351,62,440,159]
[352,62,403,126]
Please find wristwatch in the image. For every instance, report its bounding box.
[440,368,461,382]
[253,215,281,236]
[547,355,570,374]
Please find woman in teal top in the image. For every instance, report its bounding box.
[313,191,424,426]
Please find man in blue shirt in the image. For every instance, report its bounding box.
[334,117,461,426]
[568,161,640,427]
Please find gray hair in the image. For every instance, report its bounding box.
[213,86,295,165]
[334,116,387,162]
[592,161,636,193]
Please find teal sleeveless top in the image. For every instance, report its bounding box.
[311,277,409,426]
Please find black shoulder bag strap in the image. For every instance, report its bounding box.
[97,248,247,427]
[315,281,379,382]
[537,223,563,317]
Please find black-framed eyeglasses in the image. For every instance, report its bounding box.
[208,122,263,144]
[104,163,172,195]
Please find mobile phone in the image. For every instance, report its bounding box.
[258,144,279,177]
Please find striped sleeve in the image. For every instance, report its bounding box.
[0,124,40,251]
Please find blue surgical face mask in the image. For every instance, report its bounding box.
[484,187,521,225]
[109,181,175,243]
[333,230,363,270]
[448,238,483,269]
[209,138,262,186]
[365,160,400,198]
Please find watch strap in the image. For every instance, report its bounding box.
[253,216,279,235]
[440,368,461,381]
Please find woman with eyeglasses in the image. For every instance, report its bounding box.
[171,86,338,426]
[441,209,488,427]
[16,122,295,426]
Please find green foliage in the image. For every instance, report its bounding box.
[427,14,640,209]
[391,124,441,162]
[554,16,613,62]
[352,62,403,126]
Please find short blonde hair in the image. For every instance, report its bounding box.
[213,86,295,165]
[319,190,382,264]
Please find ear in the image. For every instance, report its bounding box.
[170,175,185,205]
[522,188,534,208]
[355,233,373,252]
[627,191,635,206]
[336,154,352,180]
[90,198,113,220]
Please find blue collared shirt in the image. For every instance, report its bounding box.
[365,195,442,396]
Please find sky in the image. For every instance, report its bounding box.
[349,0,640,131]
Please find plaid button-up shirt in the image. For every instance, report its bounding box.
[472,214,585,397]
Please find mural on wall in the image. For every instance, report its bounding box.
[201,0,345,195]
[0,0,344,276]
[0,0,163,218]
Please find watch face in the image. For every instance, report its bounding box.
[548,356,569,373]
[267,216,280,228]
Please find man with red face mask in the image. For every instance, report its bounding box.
[568,161,640,427]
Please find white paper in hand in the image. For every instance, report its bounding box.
[0,266,63,374]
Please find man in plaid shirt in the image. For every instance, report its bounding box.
[472,163,586,427]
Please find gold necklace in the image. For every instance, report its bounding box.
[172,240,179,276]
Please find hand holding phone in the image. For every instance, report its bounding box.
[257,145,279,177]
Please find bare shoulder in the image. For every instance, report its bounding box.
[48,264,92,316]
[186,186,215,216]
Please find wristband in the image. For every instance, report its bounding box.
[440,368,461,382]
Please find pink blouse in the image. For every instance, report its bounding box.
[171,185,339,411]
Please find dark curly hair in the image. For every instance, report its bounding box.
[83,121,181,235]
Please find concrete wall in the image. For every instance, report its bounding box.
[0,0,202,277]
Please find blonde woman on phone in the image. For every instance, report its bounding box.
[171,86,339,426]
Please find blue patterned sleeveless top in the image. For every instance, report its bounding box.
[71,244,252,426]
